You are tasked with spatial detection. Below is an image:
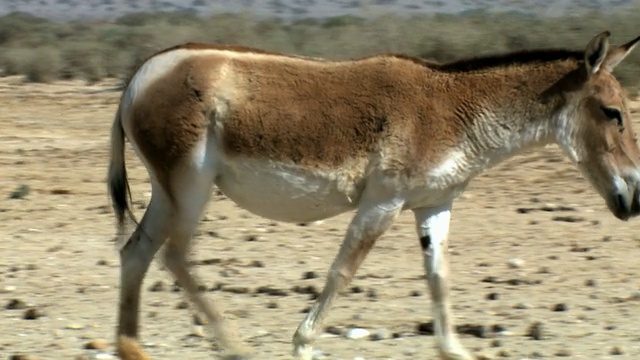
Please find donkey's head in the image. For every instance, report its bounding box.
[556,32,640,220]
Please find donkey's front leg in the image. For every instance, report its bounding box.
[413,202,473,360]
[292,192,404,360]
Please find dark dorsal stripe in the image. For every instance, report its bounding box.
[389,49,584,73]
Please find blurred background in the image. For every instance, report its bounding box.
[0,0,639,90]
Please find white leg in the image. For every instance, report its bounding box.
[413,202,473,360]
[292,188,404,360]
[163,166,251,359]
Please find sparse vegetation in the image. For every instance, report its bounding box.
[0,8,639,89]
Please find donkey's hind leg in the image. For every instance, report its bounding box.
[163,165,251,359]
[117,187,173,360]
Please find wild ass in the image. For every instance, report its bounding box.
[108,31,640,360]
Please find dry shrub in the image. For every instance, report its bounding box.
[0,7,639,89]
[0,47,61,82]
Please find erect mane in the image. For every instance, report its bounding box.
[389,49,585,72]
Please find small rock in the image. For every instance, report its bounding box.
[325,325,343,336]
[409,290,422,297]
[23,308,43,320]
[482,276,498,283]
[486,292,499,300]
[66,323,84,330]
[267,301,279,309]
[148,280,166,292]
[552,215,584,223]
[175,301,189,309]
[491,324,507,333]
[2,285,17,293]
[302,271,319,280]
[222,286,249,294]
[191,325,205,338]
[584,279,597,287]
[9,355,39,360]
[345,327,370,340]
[416,321,434,335]
[496,349,510,357]
[94,354,115,360]
[248,260,264,268]
[85,339,109,350]
[350,286,364,294]
[555,347,572,357]
[490,339,502,347]
[6,298,27,310]
[96,259,109,266]
[255,285,288,296]
[527,321,546,340]
[507,258,524,269]
[366,288,378,299]
[552,303,568,312]
[245,235,264,242]
[369,328,390,341]
[610,346,624,355]
[514,302,532,309]
[457,324,487,338]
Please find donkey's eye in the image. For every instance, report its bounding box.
[601,106,623,127]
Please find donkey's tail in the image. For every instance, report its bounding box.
[108,105,137,243]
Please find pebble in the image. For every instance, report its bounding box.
[302,271,319,280]
[9,355,39,360]
[94,354,115,360]
[85,339,109,350]
[416,321,434,335]
[23,308,44,320]
[555,348,572,357]
[610,346,624,355]
[552,303,568,312]
[486,292,499,300]
[344,327,370,340]
[66,323,84,330]
[148,280,166,292]
[2,285,17,293]
[6,298,27,310]
[369,328,390,341]
[191,325,205,338]
[325,325,344,335]
[507,258,524,269]
[527,321,546,340]
[175,301,189,309]
[513,302,532,309]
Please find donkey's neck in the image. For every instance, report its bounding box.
[434,62,578,187]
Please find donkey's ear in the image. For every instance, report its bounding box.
[603,35,640,72]
[584,31,610,75]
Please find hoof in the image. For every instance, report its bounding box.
[117,336,152,360]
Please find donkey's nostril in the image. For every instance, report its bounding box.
[617,193,627,213]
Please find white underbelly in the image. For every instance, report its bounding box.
[215,158,362,223]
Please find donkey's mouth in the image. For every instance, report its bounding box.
[611,191,640,221]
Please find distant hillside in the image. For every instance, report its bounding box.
[0,0,636,22]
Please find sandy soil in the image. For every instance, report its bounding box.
[0,76,639,360]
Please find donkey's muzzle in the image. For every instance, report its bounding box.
[611,185,640,221]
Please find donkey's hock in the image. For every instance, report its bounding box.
[107,31,640,360]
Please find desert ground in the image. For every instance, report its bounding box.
[1,76,640,360]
